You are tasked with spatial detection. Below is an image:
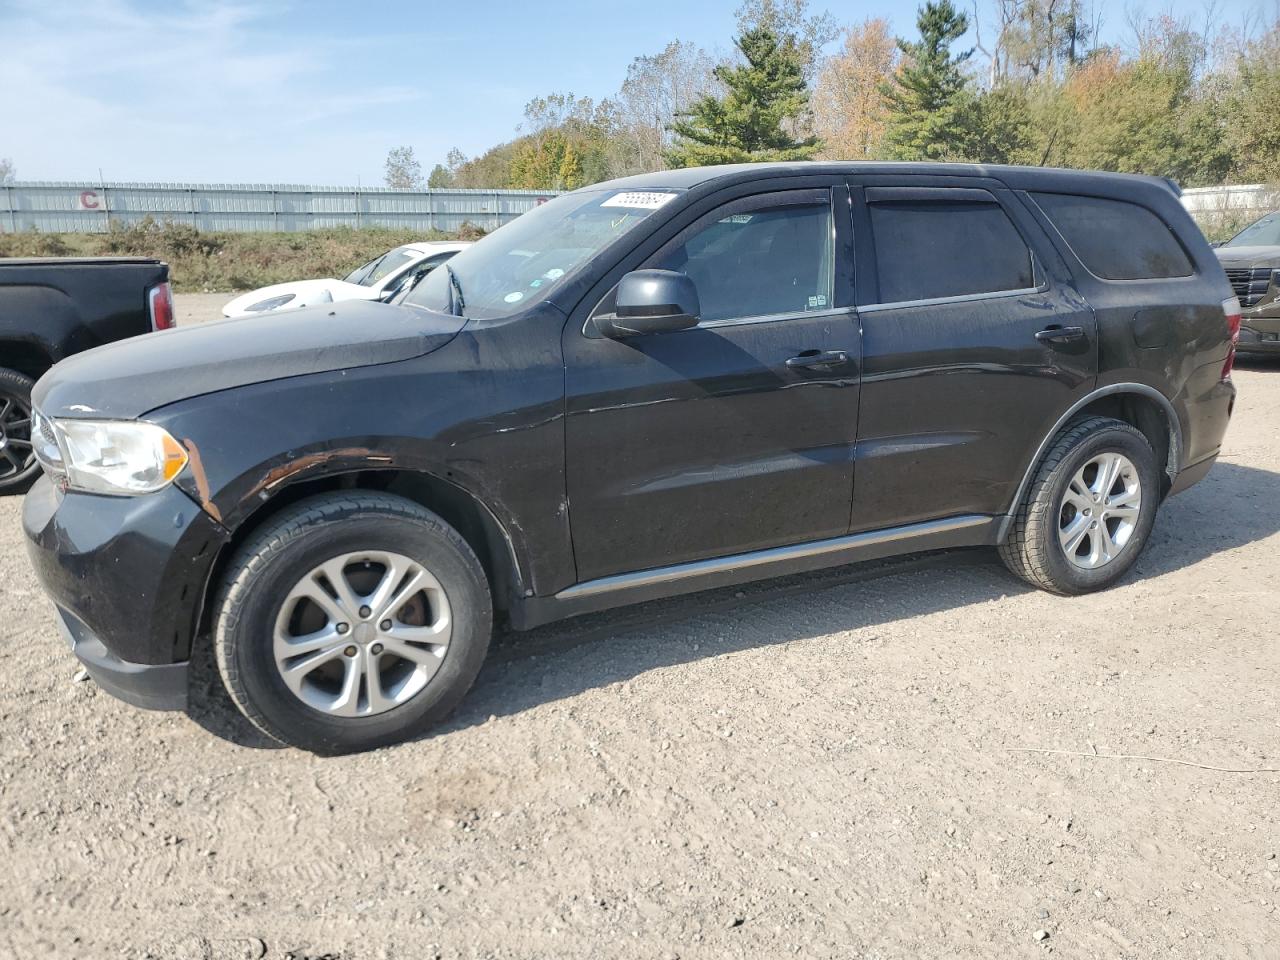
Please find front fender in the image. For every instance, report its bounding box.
[147,335,574,597]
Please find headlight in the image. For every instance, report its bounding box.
[37,416,188,496]
[245,293,296,312]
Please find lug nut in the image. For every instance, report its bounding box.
[336,622,350,635]
[359,605,372,619]
[379,619,392,631]
[371,643,384,655]
[343,645,357,657]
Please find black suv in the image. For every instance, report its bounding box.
[24,163,1238,753]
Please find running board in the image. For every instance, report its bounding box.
[512,515,997,630]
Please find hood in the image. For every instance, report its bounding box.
[34,299,467,420]
[222,278,378,316]
[1214,245,1280,268]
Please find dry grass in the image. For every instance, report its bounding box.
[0,218,484,292]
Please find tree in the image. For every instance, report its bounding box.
[813,18,897,159]
[427,164,453,188]
[666,27,821,167]
[0,158,14,183]
[611,41,720,174]
[882,1,974,161]
[736,0,838,82]
[383,146,423,189]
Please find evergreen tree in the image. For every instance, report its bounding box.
[882,1,973,161]
[666,27,820,167]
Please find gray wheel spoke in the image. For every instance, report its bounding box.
[1059,515,1090,556]
[270,549,452,719]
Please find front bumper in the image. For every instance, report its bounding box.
[23,476,229,711]
[1240,304,1280,352]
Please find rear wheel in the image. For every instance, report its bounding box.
[1000,416,1160,595]
[0,368,39,495]
[214,492,492,753]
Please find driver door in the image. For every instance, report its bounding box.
[563,186,861,582]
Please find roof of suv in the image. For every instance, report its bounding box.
[602,162,1180,197]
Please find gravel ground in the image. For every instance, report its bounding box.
[1,298,1277,959]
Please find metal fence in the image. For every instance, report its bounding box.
[0,181,561,234]
[1181,183,1279,231]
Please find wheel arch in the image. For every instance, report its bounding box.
[188,466,527,660]
[0,340,56,382]
[997,382,1182,542]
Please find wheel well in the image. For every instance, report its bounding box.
[190,469,523,658]
[0,342,54,382]
[1069,392,1178,494]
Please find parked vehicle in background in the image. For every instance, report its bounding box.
[24,162,1236,753]
[221,241,470,318]
[1213,212,1280,354]
[0,256,172,494]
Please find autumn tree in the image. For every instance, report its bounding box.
[383,146,423,189]
[813,18,897,159]
[610,41,719,174]
[666,27,820,167]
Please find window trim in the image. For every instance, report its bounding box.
[863,188,1043,308]
[858,280,1048,314]
[1028,190,1196,283]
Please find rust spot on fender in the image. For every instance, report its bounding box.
[181,438,223,525]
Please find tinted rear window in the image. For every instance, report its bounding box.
[869,200,1034,303]
[1031,192,1193,280]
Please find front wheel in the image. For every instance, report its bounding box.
[214,492,492,753]
[1000,416,1160,595]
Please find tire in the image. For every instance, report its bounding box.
[213,492,492,754]
[0,367,41,495]
[999,415,1160,595]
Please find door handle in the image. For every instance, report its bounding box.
[786,349,849,370]
[1035,325,1086,344]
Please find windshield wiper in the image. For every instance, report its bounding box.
[444,263,466,315]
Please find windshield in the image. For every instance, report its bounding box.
[1225,213,1280,247]
[404,188,680,319]
[343,247,418,286]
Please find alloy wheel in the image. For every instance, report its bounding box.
[272,551,452,717]
[0,394,36,483]
[1057,451,1143,570]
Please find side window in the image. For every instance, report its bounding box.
[869,199,1034,303]
[654,199,834,322]
[1031,192,1194,281]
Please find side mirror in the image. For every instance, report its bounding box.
[595,269,700,338]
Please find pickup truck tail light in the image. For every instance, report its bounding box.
[148,281,175,331]
[1222,296,1241,381]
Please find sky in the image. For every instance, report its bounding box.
[0,0,1266,186]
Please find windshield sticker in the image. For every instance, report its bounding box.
[504,291,525,304]
[601,191,677,210]
[543,268,565,280]
[807,295,829,310]
[529,278,544,288]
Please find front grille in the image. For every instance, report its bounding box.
[1223,267,1272,307]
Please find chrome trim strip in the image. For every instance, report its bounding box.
[858,283,1047,314]
[999,382,1182,534]
[557,514,991,600]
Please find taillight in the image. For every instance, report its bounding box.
[1222,296,1241,381]
[148,281,175,331]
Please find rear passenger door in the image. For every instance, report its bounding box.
[847,181,1097,532]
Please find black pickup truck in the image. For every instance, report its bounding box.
[0,257,173,493]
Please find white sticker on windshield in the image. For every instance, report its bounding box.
[601,191,677,210]
[504,291,525,303]
[543,268,565,280]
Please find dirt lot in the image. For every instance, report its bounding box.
[1,296,1277,959]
